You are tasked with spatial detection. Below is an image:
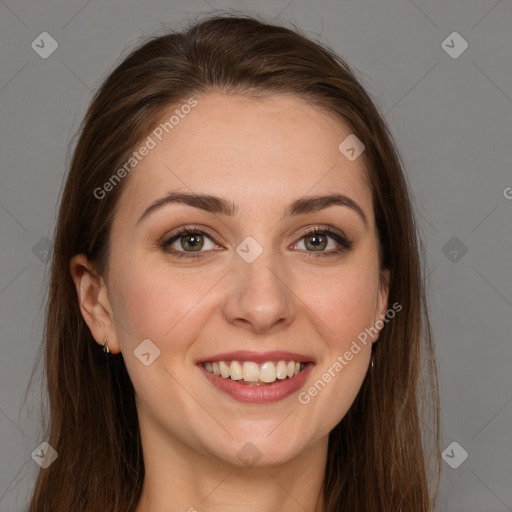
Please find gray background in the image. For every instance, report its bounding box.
[0,0,511,510]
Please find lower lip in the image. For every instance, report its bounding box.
[198,363,314,404]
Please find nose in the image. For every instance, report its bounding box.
[221,248,295,334]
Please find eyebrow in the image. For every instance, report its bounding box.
[136,191,368,228]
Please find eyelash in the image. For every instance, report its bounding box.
[161,225,353,260]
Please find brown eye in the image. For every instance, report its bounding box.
[178,233,205,251]
[294,227,353,255]
[161,229,218,258]
[303,233,328,251]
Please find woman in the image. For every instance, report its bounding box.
[29,13,440,512]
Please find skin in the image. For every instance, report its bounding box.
[71,92,389,512]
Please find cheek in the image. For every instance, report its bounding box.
[303,263,379,354]
[108,261,211,412]
[294,266,377,436]
[110,257,219,353]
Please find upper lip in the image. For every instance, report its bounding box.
[197,350,315,364]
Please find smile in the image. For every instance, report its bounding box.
[198,351,315,404]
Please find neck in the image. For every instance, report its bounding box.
[134,418,327,512]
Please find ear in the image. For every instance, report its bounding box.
[374,267,390,342]
[69,254,121,353]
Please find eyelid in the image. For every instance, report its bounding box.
[295,224,349,243]
[161,224,224,245]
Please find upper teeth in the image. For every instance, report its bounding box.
[203,360,304,383]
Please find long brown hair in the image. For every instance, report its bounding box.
[28,12,440,511]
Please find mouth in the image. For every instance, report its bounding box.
[197,351,315,404]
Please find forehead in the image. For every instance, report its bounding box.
[115,92,373,224]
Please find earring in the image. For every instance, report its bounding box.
[102,337,110,354]
[370,343,377,369]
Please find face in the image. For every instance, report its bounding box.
[72,92,389,469]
